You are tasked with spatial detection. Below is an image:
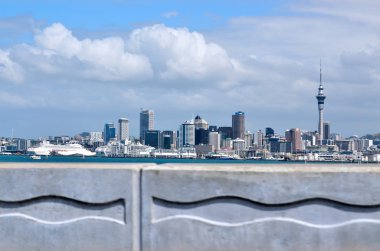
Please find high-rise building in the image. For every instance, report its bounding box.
[195,128,209,145]
[144,130,161,148]
[255,130,264,149]
[316,62,326,145]
[140,109,154,143]
[285,128,302,153]
[179,120,195,147]
[194,115,209,130]
[162,130,177,149]
[265,127,275,138]
[244,131,253,148]
[232,111,245,139]
[103,123,116,144]
[323,121,330,140]
[118,118,129,142]
[218,127,233,140]
[208,131,221,151]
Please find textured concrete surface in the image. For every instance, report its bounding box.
[142,164,380,251]
[0,163,150,251]
[2,163,380,251]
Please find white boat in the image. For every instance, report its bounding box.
[28,141,96,157]
[30,155,41,160]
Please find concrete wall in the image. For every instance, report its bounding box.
[1,163,380,250]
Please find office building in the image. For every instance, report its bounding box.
[323,121,330,140]
[209,131,221,151]
[144,130,161,149]
[232,111,245,139]
[244,131,253,148]
[285,128,302,153]
[179,120,195,147]
[255,130,264,149]
[118,118,129,142]
[195,128,209,145]
[103,123,116,144]
[218,127,233,140]
[194,115,209,130]
[162,130,177,149]
[140,109,154,143]
[266,127,275,138]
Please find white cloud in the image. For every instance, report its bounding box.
[0,49,24,83]
[33,23,153,81]
[128,24,240,83]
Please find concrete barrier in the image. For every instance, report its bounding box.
[142,164,380,251]
[0,163,148,251]
[2,163,380,251]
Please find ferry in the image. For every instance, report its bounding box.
[27,141,96,157]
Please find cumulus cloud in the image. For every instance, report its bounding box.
[128,24,240,82]
[33,23,153,81]
[0,49,24,83]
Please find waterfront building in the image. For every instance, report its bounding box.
[103,123,116,144]
[162,135,172,149]
[285,128,303,153]
[209,131,221,151]
[232,138,245,157]
[335,140,354,152]
[222,138,232,149]
[118,118,129,142]
[140,109,154,143]
[179,120,195,147]
[269,138,292,153]
[316,62,326,145]
[232,111,245,140]
[162,130,177,149]
[144,130,161,149]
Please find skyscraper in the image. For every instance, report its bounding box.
[194,115,209,145]
[316,62,326,145]
[194,115,209,130]
[179,120,195,147]
[323,121,330,140]
[140,109,154,143]
[118,118,129,142]
[285,128,302,153]
[232,111,245,139]
[103,123,116,144]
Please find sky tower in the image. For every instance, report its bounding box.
[316,62,326,145]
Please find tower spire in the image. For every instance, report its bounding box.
[320,59,322,86]
[316,60,326,145]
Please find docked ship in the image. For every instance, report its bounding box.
[27,141,96,157]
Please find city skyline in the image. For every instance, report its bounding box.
[1,0,380,138]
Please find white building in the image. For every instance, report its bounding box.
[118,118,129,142]
[209,131,221,151]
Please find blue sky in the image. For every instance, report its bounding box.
[1,0,380,138]
[1,0,287,30]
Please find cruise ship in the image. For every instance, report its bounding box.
[27,141,96,156]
